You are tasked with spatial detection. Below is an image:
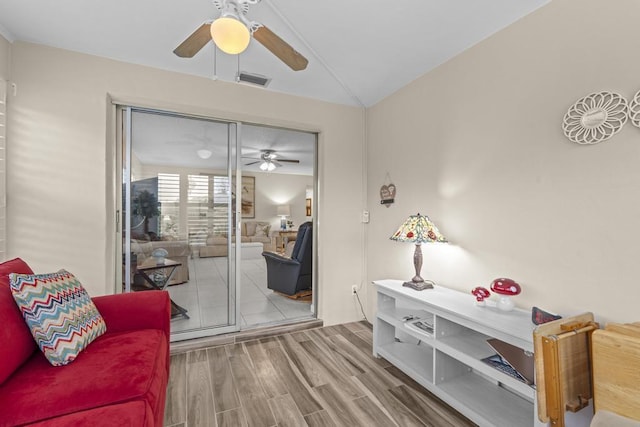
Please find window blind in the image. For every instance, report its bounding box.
[187,175,210,246]
[157,173,180,239]
[187,174,230,246]
[0,81,6,261]
[211,175,230,236]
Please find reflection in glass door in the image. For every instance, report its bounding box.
[119,107,240,340]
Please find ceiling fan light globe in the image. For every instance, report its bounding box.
[259,161,269,171]
[197,149,212,159]
[210,17,250,54]
[267,162,276,171]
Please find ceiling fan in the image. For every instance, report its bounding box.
[244,149,300,171]
[173,0,309,71]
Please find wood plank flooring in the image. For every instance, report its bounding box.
[165,321,476,427]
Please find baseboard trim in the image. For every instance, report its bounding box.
[169,318,323,355]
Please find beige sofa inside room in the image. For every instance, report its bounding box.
[199,221,276,257]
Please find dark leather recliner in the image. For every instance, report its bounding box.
[262,221,312,296]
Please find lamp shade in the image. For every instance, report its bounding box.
[277,205,291,217]
[390,213,447,243]
[210,16,250,54]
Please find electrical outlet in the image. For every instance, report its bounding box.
[351,285,358,295]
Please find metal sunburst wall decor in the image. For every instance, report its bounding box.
[628,89,640,129]
[562,91,628,145]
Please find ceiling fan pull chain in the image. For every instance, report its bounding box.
[237,53,241,80]
[213,44,218,80]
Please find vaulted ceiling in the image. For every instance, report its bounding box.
[0,0,549,107]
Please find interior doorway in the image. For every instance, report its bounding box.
[117,106,317,341]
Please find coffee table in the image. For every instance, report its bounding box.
[134,258,189,319]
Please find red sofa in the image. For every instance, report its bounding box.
[0,258,170,426]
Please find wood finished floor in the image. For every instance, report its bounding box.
[164,321,476,427]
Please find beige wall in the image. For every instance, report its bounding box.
[252,172,313,231]
[0,34,9,80]
[7,42,365,325]
[366,0,640,323]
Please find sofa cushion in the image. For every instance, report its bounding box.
[206,235,227,245]
[245,221,258,236]
[246,221,270,237]
[254,223,271,237]
[10,270,107,366]
[0,258,36,385]
[151,240,190,257]
[249,236,271,244]
[25,400,154,427]
[131,240,154,257]
[0,328,169,426]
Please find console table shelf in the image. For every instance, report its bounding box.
[373,279,541,427]
[437,371,533,426]
[377,341,434,384]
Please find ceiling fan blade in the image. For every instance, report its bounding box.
[253,25,308,71]
[272,160,283,167]
[174,23,212,58]
[277,159,300,163]
[245,161,261,166]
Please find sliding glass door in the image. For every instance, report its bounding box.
[119,107,240,339]
[117,106,318,341]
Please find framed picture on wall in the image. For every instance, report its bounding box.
[306,198,312,216]
[236,176,255,218]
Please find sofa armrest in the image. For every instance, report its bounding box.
[93,291,170,337]
[262,251,300,266]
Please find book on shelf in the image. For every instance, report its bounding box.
[404,318,434,336]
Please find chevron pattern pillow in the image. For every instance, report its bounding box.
[9,270,106,366]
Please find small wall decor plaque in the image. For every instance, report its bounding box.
[380,183,396,207]
[562,91,628,144]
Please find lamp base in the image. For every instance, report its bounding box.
[402,280,435,291]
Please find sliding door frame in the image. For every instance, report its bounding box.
[111,98,319,341]
[116,105,242,340]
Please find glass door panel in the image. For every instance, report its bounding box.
[120,108,239,339]
[238,123,317,327]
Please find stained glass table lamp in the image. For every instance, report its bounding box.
[390,213,447,290]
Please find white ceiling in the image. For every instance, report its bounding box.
[0,0,548,172]
[131,110,315,175]
[0,0,549,107]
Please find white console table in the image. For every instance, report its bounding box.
[373,279,543,427]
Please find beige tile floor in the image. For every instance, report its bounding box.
[168,255,313,333]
